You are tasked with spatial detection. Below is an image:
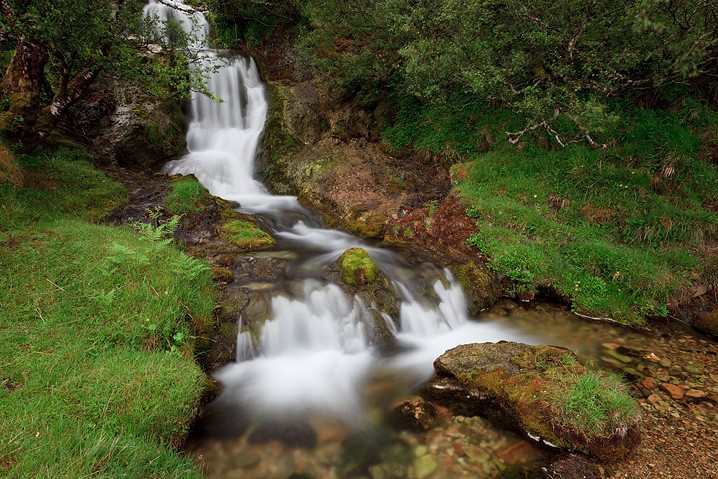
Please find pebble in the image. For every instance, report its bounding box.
[660,383,685,400]
[641,378,657,390]
[685,389,708,400]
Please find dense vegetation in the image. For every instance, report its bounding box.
[0,144,213,476]
[0,0,211,151]
[210,0,718,324]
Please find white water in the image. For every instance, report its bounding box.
[149,1,534,428]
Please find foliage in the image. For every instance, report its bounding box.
[0,0,212,149]
[298,0,717,142]
[0,143,214,476]
[205,0,300,47]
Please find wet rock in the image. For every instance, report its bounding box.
[694,307,718,337]
[368,463,407,479]
[86,78,187,171]
[388,397,438,432]
[540,454,602,479]
[425,342,641,462]
[604,349,632,364]
[641,378,657,390]
[412,451,437,479]
[383,193,501,315]
[659,383,685,400]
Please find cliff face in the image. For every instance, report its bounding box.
[66,78,188,171]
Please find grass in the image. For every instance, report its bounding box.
[0,144,214,477]
[163,176,213,215]
[384,96,718,324]
[555,371,638,437]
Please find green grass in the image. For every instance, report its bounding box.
[555,371,638,437]
[384,96,718,324]
[0,146,128,231]
[163,176,212,215]
[0,144,214,477]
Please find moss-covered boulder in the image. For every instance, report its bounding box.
[425,342,640,462]
[340,247,379,287]
[220,219,275,250]
[329,248,401,351]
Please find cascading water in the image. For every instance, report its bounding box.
[146,0,535,450]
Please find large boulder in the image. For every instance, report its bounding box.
[425,342,641,462]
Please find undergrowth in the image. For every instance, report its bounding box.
[384,97,718,324]
[0,144,212,477]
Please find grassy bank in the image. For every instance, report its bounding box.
[0,145,214,477]
[385,98,718,325]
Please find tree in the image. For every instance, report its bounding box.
[0,0,208,152]
[298,0,718,145]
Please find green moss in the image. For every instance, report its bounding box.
[220,219,275,249]
[339,247,379,287]
[258,86,302,195]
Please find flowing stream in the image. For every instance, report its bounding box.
[145,1,550,476]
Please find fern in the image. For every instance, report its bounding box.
[171,254,209,281]
[132,211,181,245]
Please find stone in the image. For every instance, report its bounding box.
[685,389,708,401]
[647,394,663,407]
[368,463,407,479]
[388,397,438,432]
[641,378,657,390]
[694,308,718,337]
[425,342,640,462]
[339,247,379,287]
[412,453,437,479]
[659,383,685,400]
[604,349,632,364]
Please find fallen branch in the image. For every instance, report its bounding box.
[153,0,207,13]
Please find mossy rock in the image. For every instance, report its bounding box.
[450,261,501,316]
[220,219,275,250]
[339,247,379,287]
[426,342,641,462]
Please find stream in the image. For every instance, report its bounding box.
[144,2,644,478]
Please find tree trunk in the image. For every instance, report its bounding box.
[0,39,49,145]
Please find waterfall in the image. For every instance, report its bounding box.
[148,1,529,427]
